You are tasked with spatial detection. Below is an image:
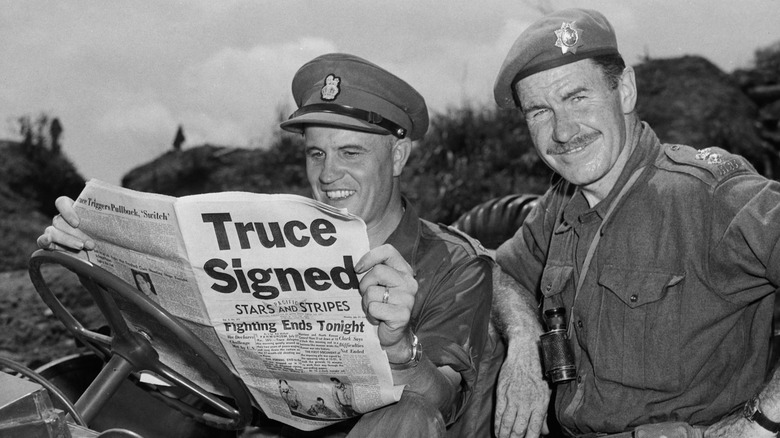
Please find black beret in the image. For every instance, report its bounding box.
[280,53,429,141]
[494,8,620,108]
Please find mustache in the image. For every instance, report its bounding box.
[548,132,600,154]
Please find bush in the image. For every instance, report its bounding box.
[405,105,552,224]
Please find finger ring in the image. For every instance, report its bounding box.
[382,287,390,304]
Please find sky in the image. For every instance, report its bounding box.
[3,0,780,185]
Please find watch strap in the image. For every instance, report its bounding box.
[389,333,421,370]
[754,410,780,434]
[745,395,780,434]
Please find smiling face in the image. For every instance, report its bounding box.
[304,126,409,245]
[516,59,637,204]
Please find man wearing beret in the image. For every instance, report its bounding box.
[37,53,494,437]
[491,7,780,438]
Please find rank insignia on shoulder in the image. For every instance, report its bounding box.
[695,147,742,175]
[320,74,341,101]
[664,144,749,182]
[554,21,584,54]
[714,159,742,176]
[695,148,724,165]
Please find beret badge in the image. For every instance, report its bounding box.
[320,74,341,101]
[554,21,584,54]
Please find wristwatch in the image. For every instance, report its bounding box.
[389,333,422,370]
[744,394,780,434]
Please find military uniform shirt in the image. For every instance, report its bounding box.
[388,199,493,425]
[496,122,780,434]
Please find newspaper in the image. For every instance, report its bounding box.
[71,179,403,430]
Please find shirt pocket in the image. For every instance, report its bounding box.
[593,266,685,392]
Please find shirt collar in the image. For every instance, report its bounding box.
[385,197,421,273]
[557,121,658,232]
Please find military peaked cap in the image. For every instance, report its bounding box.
[281,53,429,141]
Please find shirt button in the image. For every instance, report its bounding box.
[577,375,582,384]
[671,145,679,151]
[630,294,638,303]
[577,320,583,328]
[545,283,552,292]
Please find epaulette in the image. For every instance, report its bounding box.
[438,223,494,259]
[659,144,754,186]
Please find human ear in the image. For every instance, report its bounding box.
[618,66,637,114]
[391,137,412,177]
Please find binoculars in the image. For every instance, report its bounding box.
[539,307,577,384]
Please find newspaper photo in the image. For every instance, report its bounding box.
[71,179,403,430]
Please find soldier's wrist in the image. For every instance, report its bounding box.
[742,419,778,438]
[388,332,421,370]
[744,394,780,436]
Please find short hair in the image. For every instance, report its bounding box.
[590,53,626,89]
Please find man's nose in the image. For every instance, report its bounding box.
[552,112,579,144]
[319,157,344,183]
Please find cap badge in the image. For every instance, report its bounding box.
[320,74,341,101]
[554,21,584,54]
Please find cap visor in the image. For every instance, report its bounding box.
[280,112,390,136]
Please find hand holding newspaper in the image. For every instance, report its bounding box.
[70,179,403,430]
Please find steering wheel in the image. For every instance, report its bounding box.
[28,249,253,430]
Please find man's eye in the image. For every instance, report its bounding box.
[528,109,548,120]
[307,151,324,159]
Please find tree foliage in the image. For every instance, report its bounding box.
[754,40,780,84]
[4,113,83,216]
[404,105,552,224]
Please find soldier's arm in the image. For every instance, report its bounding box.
[492,268,550,438]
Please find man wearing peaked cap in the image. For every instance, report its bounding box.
[279,53,493,437]
[34,53,492,437]
[281,53,429,141]
[490,7,780,438]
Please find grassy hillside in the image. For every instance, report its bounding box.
[0,140,85,271]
